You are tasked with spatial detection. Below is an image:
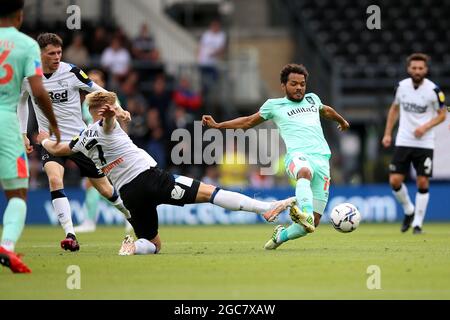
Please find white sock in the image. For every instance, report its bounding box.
[111,197,131,219]
[212,189,271,214]
[412,192,429,228]
[135,238,157,254]
[393,184,414,215]
[52,197,75,236]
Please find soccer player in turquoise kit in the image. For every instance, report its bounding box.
[0,0,59,272]
[202,64,350,249]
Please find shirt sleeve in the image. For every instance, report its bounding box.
[309,93,324,109]
[259,100,274,120]
[432,86,445,110]
[24,41,43,78]
[69,65,94,91]
[69,130,85,152]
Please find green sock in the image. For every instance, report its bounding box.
[280,223,307,242]
[85,187,101,222]
[296,178,314,215]
[1,198,27,252]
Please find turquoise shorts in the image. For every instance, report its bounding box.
[0,111,29,189]
[285,152,331,215]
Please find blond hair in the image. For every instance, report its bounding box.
[85,91,117,111]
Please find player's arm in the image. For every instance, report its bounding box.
[415,88,447,138]
[98,104,117,134]
[202,112,266,129]
[17,88,34,154]
[320,105,350,131]
[382,103,400,148]
[414,108,447,138]
[27,75,61,143]
[36,131,73,156]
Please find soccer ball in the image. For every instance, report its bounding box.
[330,203,361,233]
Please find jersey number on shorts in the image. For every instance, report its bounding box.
[84,138,107,165]
[0,50,13,85]
[424,157,432,175]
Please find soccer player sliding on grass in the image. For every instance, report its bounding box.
[203,63,350,249]
[37,91,297,255]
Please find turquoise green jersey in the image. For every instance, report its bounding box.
[259,93,331,157]
[0,27,42,113]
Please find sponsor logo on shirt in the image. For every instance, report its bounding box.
[287,106,318,116]
[401,102,427,113]
[48,90,68,103]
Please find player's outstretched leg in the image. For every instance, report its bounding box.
[208,187,296,221]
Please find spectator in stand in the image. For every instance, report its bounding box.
[202,165,220,186]
[146,109,166,169]
[249,166,275,189]
[172,76,202,115]
[197,19,227,97]
[126,97,149,149]
[117,71,147,108]
[64,33,89,68]
[132,24,160,62]
[89,26,110,57]
[147,74,172,133]
[101,36,131,84]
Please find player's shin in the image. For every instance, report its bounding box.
[51,189,75,236]
[296,178,314,215]
[107,189,131,219]
[392,183,415,215]
[413,189,429,228]
[85,187,101,222]
[279,223,307,242]
[209,189,271,213]
[1,198,26,252]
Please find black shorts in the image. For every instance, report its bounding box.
[390,146,434,177]
[119,167,201,240]
[40,146,105,178]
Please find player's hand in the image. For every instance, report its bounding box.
[202,115,219,128]
[36,130,50,145]
[22,134,34,154]
[382,135,392,148]
[98,104,117,118]
[337,120,350,131]
[118,110,131,123]
[414,125,427,138]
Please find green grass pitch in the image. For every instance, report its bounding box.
[1,223,450,299]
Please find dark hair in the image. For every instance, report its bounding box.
[0,0,24,18]
[37,33,63,49]
[406,53,430,66]
[280,63,309,84]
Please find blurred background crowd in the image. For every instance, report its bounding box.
[20,0,450,190]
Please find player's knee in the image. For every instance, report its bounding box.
[389,176,402,189]
[296,167,312,180]
[196,183,216,203]
[48,175,64,189]
[416,177,429,190]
